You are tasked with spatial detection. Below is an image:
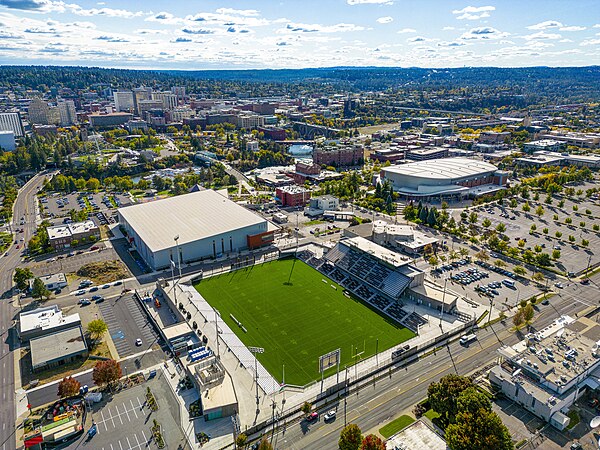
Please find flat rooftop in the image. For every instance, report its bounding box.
[502,316,600,388]
[343,236,411,268]
[386,420,448,450]
[118,190,267,252]
[47,220,97,240]
[20,305,80,334]
[197,368,237,411]
[30,326,87,368]
[383,157,497,180]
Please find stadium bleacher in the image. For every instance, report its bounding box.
[401,312,428,331]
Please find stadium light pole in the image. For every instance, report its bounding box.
[249,346,264,411]
[174,235,182,279]
[214,308,221,359]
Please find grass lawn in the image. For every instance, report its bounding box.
[424,409,441,421]
[379,415,415,438]
[194,258,414,386]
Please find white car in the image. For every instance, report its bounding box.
[74,289,86,295]
[135,338,143,346]
[323,410,336,422]
[555,282,564,289]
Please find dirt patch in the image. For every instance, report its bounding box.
[76,260,129,283]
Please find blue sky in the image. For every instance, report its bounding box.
[0,0,598,69]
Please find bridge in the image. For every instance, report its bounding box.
[273,140,315,145]
[292,122,341,139]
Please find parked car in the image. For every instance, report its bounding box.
[135,338,143,346]
[74,289,86,295]
[79,299,91,306]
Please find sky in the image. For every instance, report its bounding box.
[0,0,599,70]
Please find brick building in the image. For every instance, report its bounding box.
[275,186,311,207]
[313,144,364,167]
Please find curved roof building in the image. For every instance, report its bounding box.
[381,157,507,198]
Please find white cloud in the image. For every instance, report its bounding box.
[559,25,586,31]
[460,27,509,40]
[522,31,562,41]
[397,28,415,33]
[376,16,393,24]
[347,0,393,4]
[214,8,260,17]
[407,36,430,43]
[580,38,600,46]
[452,5,495,20]
[442,26,455,31]
[527,20,562,30]
[593,24,600,28]
[281,22,366,33]
[559,38,573,43]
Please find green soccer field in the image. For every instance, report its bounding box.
[193,258,415,386]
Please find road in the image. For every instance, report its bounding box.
[270,275,600,449]
[0,171,48,450]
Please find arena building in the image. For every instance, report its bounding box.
[380,157,509,199]
[118,190,276,271]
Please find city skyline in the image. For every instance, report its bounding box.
[0,0,598,69]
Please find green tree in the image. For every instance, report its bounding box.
[235,433,247,449]
[13,267,33,290]
[57,376,81,398]
[495,223,506,233]
[31,277,51,300]
[301,401,312,416]
[456,387,491,415]
[513,309,524,327]
[482,218,491,229]
[552,249,561,260]
[532,272,545,285]
[535,205,544,217]
[445,408,513,450]
[513,266,526,276]
[594,224,600,231]
[92,359,122,387]
[555,231,562,238]
[536,253,551,266]
[523,304,535,322]
[542,228,548,235]
[257,438,273,450]
[582,239,589,247]
[427,374,473,426]
[87,319,108,342]
[359,435,386,450]
[522,202,530,212]
[339,424,363,450]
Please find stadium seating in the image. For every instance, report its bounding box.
[401,312,428,331]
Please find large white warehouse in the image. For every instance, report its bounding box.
[118,190,275,271]
[380,157,508,199]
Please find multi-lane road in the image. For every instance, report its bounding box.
[270,276,600,449]
[0,171,48,450]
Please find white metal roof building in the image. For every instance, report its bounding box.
[118,190,275,270]
[380,157,507,198]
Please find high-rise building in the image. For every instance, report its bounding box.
[58,100,77,126]
[113,91,135,113]
[171,86,185,103]
[152,92,178,110]
[28,98,50,124]
[0,112,25,137]
[133,87,153,114]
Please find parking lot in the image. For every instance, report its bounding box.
[98,293,163,358]
[471,193,600,275]
[40,191,131,221]
[29,243,124,281]
[432,259,541,309]
[62,372,188,450]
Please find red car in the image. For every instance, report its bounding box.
[90,246,99,251]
